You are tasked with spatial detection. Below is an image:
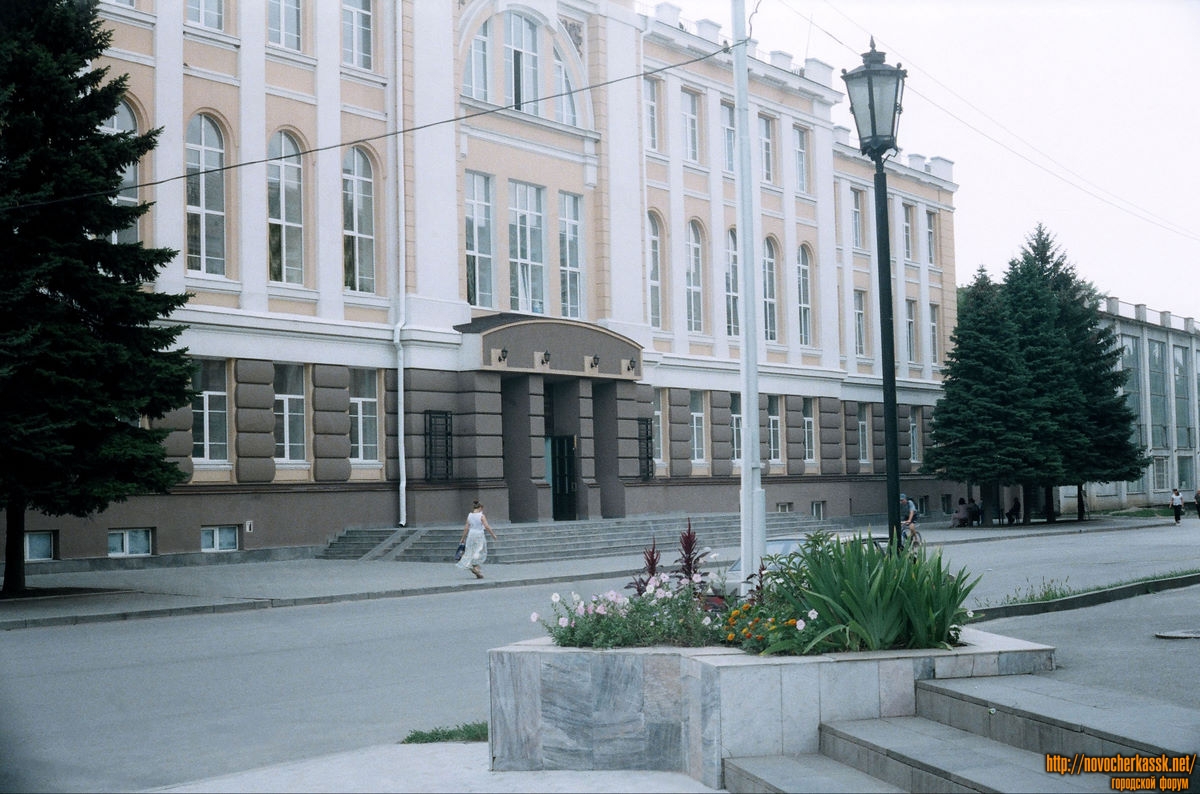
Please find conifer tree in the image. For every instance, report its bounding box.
[0,0,192,593]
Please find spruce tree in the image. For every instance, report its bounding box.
[0,0,192,594]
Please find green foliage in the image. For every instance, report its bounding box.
[401,722,488,744]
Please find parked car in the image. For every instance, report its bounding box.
[708,532,885,606]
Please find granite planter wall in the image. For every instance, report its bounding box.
[489,628,1055,790]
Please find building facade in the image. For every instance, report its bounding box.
[15,0,962,568]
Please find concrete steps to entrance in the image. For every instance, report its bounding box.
[724,675,1199,793]
[316,527,403,560]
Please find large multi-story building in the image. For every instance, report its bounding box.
[15,0,962,568]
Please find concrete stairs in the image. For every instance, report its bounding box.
[316,527,410,560]
[724,675,1199,793]
[385,511,846,564]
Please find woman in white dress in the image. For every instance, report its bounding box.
[456,500,497,578]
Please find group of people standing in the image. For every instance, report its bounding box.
[949,495,1021,527]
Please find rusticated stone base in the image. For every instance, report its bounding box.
[488,628,1055,790]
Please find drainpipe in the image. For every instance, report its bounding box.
[392,5,407,527]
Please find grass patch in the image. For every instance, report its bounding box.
[400,721,488,744]
[976,567,1200,608]
[1092,507,1175,519]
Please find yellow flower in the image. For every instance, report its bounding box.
[726,632,735,641]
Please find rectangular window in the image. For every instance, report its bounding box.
[349,368,379,462]
[854,290,867,356]
[1174,345,1192,448]
[268,0,301,50]
[929,304,940,363]
[759,115,774,183]
[509,181,545,314]
[690,390,706,464]
[762,241,777,342]
[647,215,662,328]
[909,408,921,463]
[644,78,659,151]
[926,210,937,264]
[682,90,700,163]
[559,192,582,319]
[464,20,490,101]
[730,392,742,462]
[1178,455,1194,491]
[201,525,239,552]
[851,189,864,248]
[1123,335,1144,448]
[1153,456,1169,490]
[793,126,809,193]
[341,0,372,70]
[187,0,223,30]
[652,390,665,462]
[724,230,739,337]
[721,102,735,172]
[108,528,152,557]
[802,397,816,463]
[685,223,703,333]
[191,359,228,461]
[906,300,918,363]
[857,404,870,463]
[25,531,54,562]
[1149,339,1168,448]
[637,417,654,479]
[424,410,453,480]
[273,364,306,461]
[505,12,539,114]
[797,246,812,346]
[811,501,826,520]
[767,395,782,462]
[465,172,493,307]
[902,204,915,261]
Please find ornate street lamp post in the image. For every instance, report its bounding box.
[842,40,907,549]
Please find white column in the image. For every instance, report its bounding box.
[313,0,345,319]
[152,3,186,294]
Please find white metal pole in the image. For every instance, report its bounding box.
[732,0,765,595]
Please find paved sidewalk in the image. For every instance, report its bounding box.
[3,516,1198,792]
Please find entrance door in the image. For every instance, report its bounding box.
[550,435,577,521]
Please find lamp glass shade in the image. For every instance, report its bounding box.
[842,44,906,158]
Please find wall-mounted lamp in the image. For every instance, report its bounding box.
[626,356,637,372]
[497,348,508,363]
[541,351,551,365]
[590,354,600,369]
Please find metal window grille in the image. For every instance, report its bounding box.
[424,410,453,481]
[637,417,654,480]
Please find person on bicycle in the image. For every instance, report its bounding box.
[899,494,918,550]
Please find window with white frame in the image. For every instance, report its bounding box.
[689,391,706,463]
[853,289,867,356]
[793,126,809,193]
[191,358,228,461]
[342,0,372,69]
[187,0,222,30]
[730,392,742,462]
[759,115,774,183]
[647,213,663,328]
[644,78,659,151]
[269,0,301,50]
[349,368,379,461]
[903,204,915,261]
[652,389,665,462]
[464,19,490,101]
[101,100,139,245]
[268,131,304,284]
[851,189,864,248]
[201,525,238,552]
[559,192,582,318]
[553,50,577,126]
[109,528,152,557]
[762,238,778,342]
[926,210,937,264]
[811,501,826,519]
[802,397,816,463]
[857,404,870,463]
[797,245,812,346]
[1153,456,1169,491]
[685,221,703,333]
[721,102,735,172]
[724,229,739,336]
[905,300,918,363]
[465,171,493,307]
[505,12,539,114]
[909,407,921,463]
[1174,345,1192,448]
[682,90,700,163]
[929,304,940,363]
[342,147,375,292]
[186,114,225,275]
[25,531,54,561]
[274,364,306,461]
[1149,339,1168,448]
[509,181,545,313]
[767,395,782,462]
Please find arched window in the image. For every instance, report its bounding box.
[186,114,226,275]
[464,19,490,101]
[686,221,704,333]
[553,49,576,126]
[505,12,539,114]
[102,100,139,245]
[797,245,813,346]
[647,213,662,328]
[762,238,778,342]
[724,229,739,336]
[342,147,375,292]
[268,131,303,284]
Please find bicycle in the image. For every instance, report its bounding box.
[901,521,923,555]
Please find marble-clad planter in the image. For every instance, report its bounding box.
[489,628,1055,790]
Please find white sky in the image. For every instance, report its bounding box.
[677,0,1200,314]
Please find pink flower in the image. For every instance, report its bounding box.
[530,612,539,622]
[796,619,806,631]
[691,573,702,583]
[558,617,569,628]
[807,609,819,621]
[596,604,607,615]
[551,593,561,603]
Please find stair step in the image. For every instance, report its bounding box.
[821,716,1113,792]
[723,753,904,793]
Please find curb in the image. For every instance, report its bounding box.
[968,572,1200,622]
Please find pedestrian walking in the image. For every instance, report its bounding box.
[1169,488,1184,525]
[1194,488,1200,520]
[456,499,498,579]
